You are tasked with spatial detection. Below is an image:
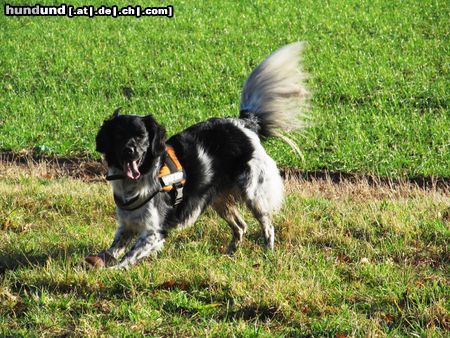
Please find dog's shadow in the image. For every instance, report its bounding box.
[0,243,98,274]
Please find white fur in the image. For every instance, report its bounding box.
[178,206,203,228]
[240,42,310,134]
[196,145,213,185]
[238,127,284,213]
[104,163,165,268]
[111,176,158,228]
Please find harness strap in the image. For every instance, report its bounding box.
[114,194,139,207]
[113,189,160,211]
[106,174,126,181]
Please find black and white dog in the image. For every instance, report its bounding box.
[92,43,309,269]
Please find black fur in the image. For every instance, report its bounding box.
[96,114,166,177]
[164,118,255,227]
[96,115,255,227]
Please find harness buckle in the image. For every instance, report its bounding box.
[172,183,184,205]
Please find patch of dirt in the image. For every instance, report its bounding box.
[0,151,448,195]
[282,167,449,192]
[0,151,104,182]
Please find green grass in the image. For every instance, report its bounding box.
[0,169,448,336]
[0,0,448,177]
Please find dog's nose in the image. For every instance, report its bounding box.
[123,146,136,157]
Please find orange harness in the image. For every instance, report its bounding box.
[159,146,186,191]
[157,145,186,205]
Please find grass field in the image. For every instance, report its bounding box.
[1,0,449,177]
[0,164,448,336]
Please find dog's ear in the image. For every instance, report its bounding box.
[111,107,121,119]
[95,119,113,154]
[142,115,166,156]
[96,109,121,153]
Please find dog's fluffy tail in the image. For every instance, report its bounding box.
[239,42,310,155]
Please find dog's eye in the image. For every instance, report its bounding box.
[135,135,146,142]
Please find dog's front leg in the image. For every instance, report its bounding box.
[103,226,136,262]
[113,231,165,269]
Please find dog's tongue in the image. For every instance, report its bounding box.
[125,161,141,180]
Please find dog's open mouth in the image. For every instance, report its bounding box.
[124,160,141,180]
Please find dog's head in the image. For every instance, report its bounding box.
[96,109,166,180]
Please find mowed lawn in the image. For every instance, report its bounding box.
[0,165,448,336]
[0,0,448,177]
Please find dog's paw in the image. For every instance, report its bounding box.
[85,254,105,268]
[84,252,117,269]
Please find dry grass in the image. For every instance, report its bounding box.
[285,174,448,201]
[0,163,448,336]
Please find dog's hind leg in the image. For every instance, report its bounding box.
[213,198,248,253]
[241,162,283,251]
[246,203,275,250]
